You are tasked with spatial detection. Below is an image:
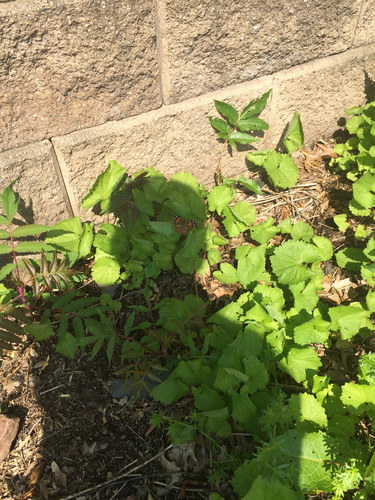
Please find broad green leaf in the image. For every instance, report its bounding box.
[194,257,209,275]
[174,359,211,385]
[352,172,375,209]
[152,376,189,404]
[253,283,285,312]
[25,323,55,340]
[312,236,333,261]
[240,89,272,118]
[346,115,364,134]
[266,328,285,355]
[91,257,121,286]
[290,281,319,314]
[347,106,363,115]
[241,475,298,500]
[94,223,129,255]
[283,111,304,153]
[270,240,321,285]
[349,198,371,216]
[334,214,350,231]
[289,393,328,428]
[229,131,260,145]
[327,414,355,439]
[355,224,369,240]
[279,346,321,383]
[230,201,256,226]
[208,116,232,135]
[222,206,248,237]
[229,385,257,423]
[207,301,243,337]
[12,224,51,237]
[81,160,126,209]
[236,246,266,286]
[341,382,375,418]
[213,100,239,126]
[207,185,234,215]
[199,406,231,436]
[366,291,375,313]
[56,332,79,359]
[364,235,375,260]
[236,175,263,194]
[193,385,227,412]
[231,459,261,497]
[214,367,247,392]
[329,305,373,340]
[290,221,313,241]
[263,150,299,189]
[78,222,94,258]
[336,247,370,271]
[246,149,271,167]
[207,248,221,265]
[274,430,333,491]
[250,218,278,244]
[243,356,269,394]
[293,314,330,345]
[0,179,19,223]
[237,116,269,132]
[46,217,83,252]
[213,262,238,284]
[0,229,9,239]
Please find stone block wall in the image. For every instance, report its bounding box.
[0,0,374,225]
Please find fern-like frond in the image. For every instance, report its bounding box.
[0,309,29,354]
[23,250,76,296]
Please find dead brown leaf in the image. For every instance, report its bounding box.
[51,460,67,489]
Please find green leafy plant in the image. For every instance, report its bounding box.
[0,180,101,355]
[4,90,375,500]
[330,99,375,215]
[208,89,304,189]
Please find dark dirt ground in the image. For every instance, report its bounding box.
[1,141,375,500]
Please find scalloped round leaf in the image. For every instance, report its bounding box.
[91,257,121,286]
[270,240,321,285]
[263,150,299,189]
[352,172,375,209]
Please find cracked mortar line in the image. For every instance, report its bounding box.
[155,0,171,105]
[351,0,369,49]
[49,139,78,218]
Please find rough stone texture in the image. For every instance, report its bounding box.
[354,0,375,47]
[0,414,19,462]
[0,140,71,226]
[0,0,160,153]
[52,79,273,219]
[164,0,361,103]
[268,46,375,150]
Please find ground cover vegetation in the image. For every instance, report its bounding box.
[1,90,375,499]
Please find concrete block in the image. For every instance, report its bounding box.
[0,140,71,226]
[0,0,160,153]
[354,0,375,47]
[268,45,375,150]
[52,78,274,218]
[164,0,359,103]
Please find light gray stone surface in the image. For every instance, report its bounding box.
[163,0,361,103]
[267,46,375,150]
[0,140,71,226]
[52,78,273,219]
[0,0,161,152]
